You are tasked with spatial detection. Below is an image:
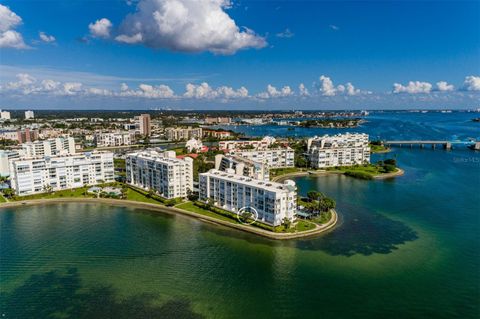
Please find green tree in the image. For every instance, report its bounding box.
[282,217,292,230]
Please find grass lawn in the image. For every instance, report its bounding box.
[370,144,391,153]
[125,187,165,205]
[177,201,319,234]
[0,194,7,202]
[326,164,394,180]
[14,186,96,201]
[176,201,240,224]
[312,210,332,225]
[270,167,304,178]
[327,165,382,174]
[274,219,316,233]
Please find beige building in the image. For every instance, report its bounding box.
[165,127,203,141]
[135,114,151,136]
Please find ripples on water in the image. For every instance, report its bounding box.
[1,112,479,318]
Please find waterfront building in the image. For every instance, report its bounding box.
[219,136,276,151]
[228,147,295,168]
[0,110,11,120]
[202,129,232,139]
[165,127,203,141]
[10,151,115,196]
[135,114,151,136]
[306,133,370,168]
[215,154,269,181]
[94,132,133,147]
[21,136,76,157]
[126,150,193,199]
[204,117,231,125]
[25,110,34,120]
[199,169,297,226]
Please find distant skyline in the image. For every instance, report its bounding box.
[0,0,479,110]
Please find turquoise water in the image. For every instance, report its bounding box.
[1,112,479,318]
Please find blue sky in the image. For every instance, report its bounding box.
[0,0,479,110]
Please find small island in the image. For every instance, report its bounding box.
[369,140,391,153]
[297,118,364,128]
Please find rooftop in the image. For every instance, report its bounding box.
[202,169,295,193]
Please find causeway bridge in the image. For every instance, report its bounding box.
[384,140,480,150]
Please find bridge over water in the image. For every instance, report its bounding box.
[384,140,479,150]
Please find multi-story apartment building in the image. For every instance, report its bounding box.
[219,136,276,151]
[135,114,151,136]
[0,150,21,176]
[94,132,133,147]
[215,154,269,181]
[306,133,370,168]
[165,127,203,141]
[17,128,39,143]
[10,152,115,196]
[21,136,76,157]
[25,110,34,120]
[126,150,193,199]
[202,129,232,140]
[228,147,295,168]
[0,110,11,120]
[199,169,297,226]
[204,117,231,125]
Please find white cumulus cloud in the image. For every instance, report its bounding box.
[393,81,432,94]
[436,81,454,92]
[89,18,113,38]
[39,31,56,43]
[298,83,309,96]
[115,0,267,54]
[257,84,293,98]
[0,4,28,49]
[120,83,176,98]
[184,82,248,99]
[463,76,480,91]
[316,75,364,96]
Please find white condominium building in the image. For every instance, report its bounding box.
[307,133,370,168]
[95,132,133,147]
[215,154,269,181]
[25,110,34,120]
[219,136,276,151]
[126,150,193,199]
[0,110,11,120]
[229,147,295,168]
[199,169,297,226]
[21,136,76,157]
[185,138,203,152]
[0,150,21,176]
[165,127,203,141]
[10,152,114,196]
